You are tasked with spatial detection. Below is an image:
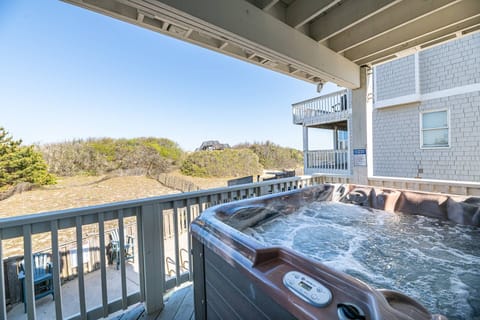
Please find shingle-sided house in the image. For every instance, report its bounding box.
[293,32,480,182]
[372,32,480,182]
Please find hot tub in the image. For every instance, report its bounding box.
[191,184,480,320]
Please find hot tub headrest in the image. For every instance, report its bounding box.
[341,184,480,227]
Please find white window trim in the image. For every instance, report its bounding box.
[374,93,420,109]
[420,109,451,149]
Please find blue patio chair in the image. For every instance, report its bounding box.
[18,253,54,313]
[108,229,135,270]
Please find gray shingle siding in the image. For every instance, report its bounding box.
[373,103,420,178]
[375,55,416,101]
[420,33,480,93]
[373,92,480,181]
[374,33,480,100]
[372,33,480,182]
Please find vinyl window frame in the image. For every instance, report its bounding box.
[420,109,450,149]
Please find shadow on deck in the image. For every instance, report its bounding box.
[7,261,193,320]
[112,284,193,320]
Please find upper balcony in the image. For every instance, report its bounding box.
[292,89,350,127]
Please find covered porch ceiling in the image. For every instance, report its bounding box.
[63,0,480,89]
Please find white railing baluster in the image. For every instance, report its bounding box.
[337,150,340,171]
[75,216,87,318]
[51,220,63,320]
[306,149,350,175]
[0,231,6,320]
[98,213,109,317]
[330,150,333,171]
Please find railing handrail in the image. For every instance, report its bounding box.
[369,175,480,188]
[0,176,310,232]
[306,149,348,153]
[292,89,347,107]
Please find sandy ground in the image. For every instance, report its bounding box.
[167,170,233,190]
[0,176,179,218]
[0,173,233,219]
[0,175,228,258]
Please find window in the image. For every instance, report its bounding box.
[337,130,348,150]
[421,110,449,148]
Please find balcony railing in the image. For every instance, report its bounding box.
[0,176,319,320]
[292,89,349,125]
[305,149,350,175]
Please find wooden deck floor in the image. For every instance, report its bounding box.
[112,283,194,320]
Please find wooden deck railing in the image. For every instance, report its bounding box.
[292,89,349,125]
[0,176,319,320]
[305,149,350,175]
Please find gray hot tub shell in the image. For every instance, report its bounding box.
[191,184,477,319]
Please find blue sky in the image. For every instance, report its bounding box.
[0,0,338,151]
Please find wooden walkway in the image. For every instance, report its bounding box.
[112,283,194,320]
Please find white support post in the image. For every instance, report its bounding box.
[351,66,369,184]
[141,204,165,314]
[366,67,374,178]
[334,126,338,150]
[303,125,309,172]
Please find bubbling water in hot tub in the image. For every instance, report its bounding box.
[244,202,480,320]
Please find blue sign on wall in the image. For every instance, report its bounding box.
[353,149,367,166]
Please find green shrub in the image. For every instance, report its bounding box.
[137,137,183,162]
[234,141,302,169]
[0,127,55,188]
[180,149,262,177]
[41,137,184,176]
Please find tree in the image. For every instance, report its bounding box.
[0,127,55,188]
[234,141,303,169]
[180,149,263,177]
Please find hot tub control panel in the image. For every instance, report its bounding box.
[283,271,332,308]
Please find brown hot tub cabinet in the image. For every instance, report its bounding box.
[191,184,477,320]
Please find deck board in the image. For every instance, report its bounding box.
[111,304,146,320]
[163,284,194,320]
[112,284,194,320]
[157,284,194,320]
